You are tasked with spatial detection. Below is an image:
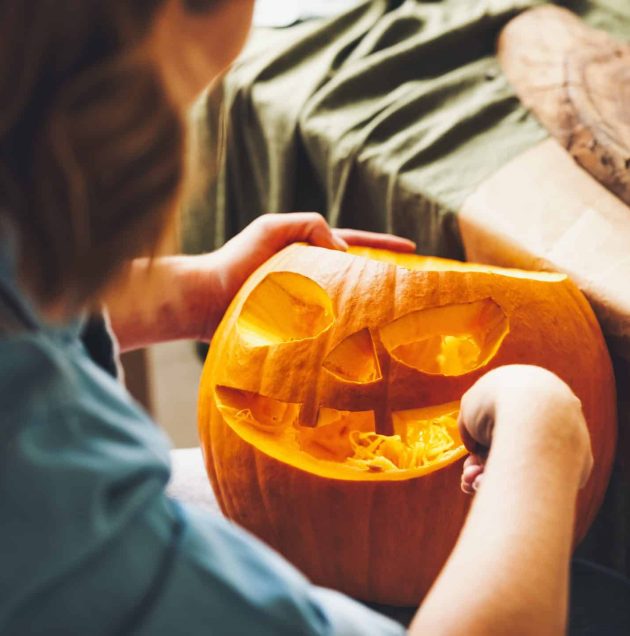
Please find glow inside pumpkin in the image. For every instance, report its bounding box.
[215,384,463,479]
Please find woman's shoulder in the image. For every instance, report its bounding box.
[0,329,177,632]
[0,331,78,410]
[0,328,172,474]
[0,325,119,410]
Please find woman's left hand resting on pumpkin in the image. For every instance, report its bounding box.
[106,212,415,351]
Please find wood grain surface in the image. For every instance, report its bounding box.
[499,6,630,207]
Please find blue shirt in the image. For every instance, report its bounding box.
[0,235,405,635]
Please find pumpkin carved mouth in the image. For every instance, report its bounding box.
[216,276,511,479]
[214,385,464,480]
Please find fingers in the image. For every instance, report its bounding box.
[580,447,594,490]
[458,364,593,494]
[463,454,483,470]
[334,228,416,252]
[458,387,496,454]
[458,365,567,452]
[461,470,484,495]
[286,213,347,250]
[253,213,347,251]
[461,455,485,495]
[250,213,416,254]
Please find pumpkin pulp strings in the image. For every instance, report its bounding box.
[346,414,461,472]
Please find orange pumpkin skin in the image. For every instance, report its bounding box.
[198,245,617,606]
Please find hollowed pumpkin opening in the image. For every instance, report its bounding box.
[379,299,509,375]
[346,403,462,472]
[215,385,300,433]
[215,387,465,480]
[237,272,334,346]
[348,246,568,281]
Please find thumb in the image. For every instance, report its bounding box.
[458,387,497,454]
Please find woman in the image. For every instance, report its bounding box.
[0,1,599,634]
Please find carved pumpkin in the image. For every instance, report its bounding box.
[198,245,616,606]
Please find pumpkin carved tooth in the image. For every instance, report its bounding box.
[199,244,617,606]
[298,408,375,461]
[215,385,300,433]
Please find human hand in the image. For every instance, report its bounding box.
[108,213,414,349]
[458,365,593,494]
[194,212,415,340]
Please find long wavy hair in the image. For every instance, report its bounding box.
[0,0,217,307]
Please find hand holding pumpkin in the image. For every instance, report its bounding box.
[459,364,594,494]
[107,212,415,351]
[196,212,416,341]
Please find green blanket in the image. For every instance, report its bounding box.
[184,0,630,257]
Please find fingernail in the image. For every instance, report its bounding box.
[333,235,349,251]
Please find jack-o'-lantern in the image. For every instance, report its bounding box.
[198,245,616,606]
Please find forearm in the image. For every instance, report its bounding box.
[103,216,416,352]
[410,409,586,635]
[105,255,225,352]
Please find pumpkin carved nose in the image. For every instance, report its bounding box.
[322,328,381,383]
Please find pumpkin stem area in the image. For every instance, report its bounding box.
[215,386,464,478]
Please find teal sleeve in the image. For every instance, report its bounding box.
[0,334,405,636]
[133,501,406,636]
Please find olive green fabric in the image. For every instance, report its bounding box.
[574,0,630,38]
[184,0,630,258]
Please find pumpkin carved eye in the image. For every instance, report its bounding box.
[379,299,509,376]
[237,272,334,346]
[322,328,382,383]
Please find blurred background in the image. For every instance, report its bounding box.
[254,0,360,27]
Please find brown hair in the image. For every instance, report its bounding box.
[0,0,216,307]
